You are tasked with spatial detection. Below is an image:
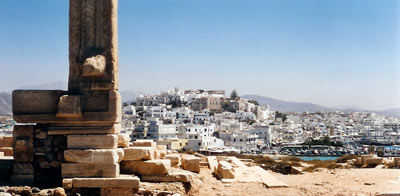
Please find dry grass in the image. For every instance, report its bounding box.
[302,160,342,172]
[336,154,359,163]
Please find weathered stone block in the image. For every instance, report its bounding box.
[11,175,34,186]
[71,175,140,188]
[64,149,119,163]
[165,154,180,168]
[82,55,106,76]
[217,161,235,179]
[13,162,34,175]
[132,140,156,149]
[394,157,400,167]
[156,145,167,158]
[182,156,200,173]
[361,154,374,164]
[118,134,130,147]
[56,95,82,118]
[141,171,193,182]
[13,125,34,161]
[117,148,124,162]
[63,179,73,189]
[366,158,383,165]
[13,90,121,124]
[121,160,170,175]
[0,147,12,156]
[62,163,119,178]
[67,134,117,149]
[123,147,154,161]
[0,136,13,147]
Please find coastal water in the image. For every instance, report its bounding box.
[384,146,400,150]
[296,156,340,161]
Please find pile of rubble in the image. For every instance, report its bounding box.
[354,154,400,168]
[0,136,12,157]
[207,156,288,188]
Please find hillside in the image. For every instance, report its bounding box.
[242,95,333,112]
[0,92,12,115]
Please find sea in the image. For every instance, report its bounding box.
[296,156,340,161]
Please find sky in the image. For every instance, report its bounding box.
[0,0,399,110]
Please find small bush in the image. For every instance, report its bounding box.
[302,160,341,172]
[280,156,303,162]
[336,155,359,163]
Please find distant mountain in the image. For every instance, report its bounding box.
[120,90,140,104]
[375,108,400,117]
[17,81,67,90]
[0,92,12,115]
[242,94,331,112]
[242,94,400,117]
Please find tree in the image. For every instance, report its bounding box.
[248,100,259,105]
[275,111,287,122]
[230,89,238,99]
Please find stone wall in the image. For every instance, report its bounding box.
[12,125,66,188]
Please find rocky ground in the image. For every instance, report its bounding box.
[183,167,400,196]
[1,166,399,196]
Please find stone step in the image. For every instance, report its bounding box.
[141,170,194,183]
[123,147,154,161]
[62,163,119,178]
[121,160,170,175]
[63,175,140,188]
[64,149,119,163]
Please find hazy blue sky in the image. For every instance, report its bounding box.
[0,0,399,110]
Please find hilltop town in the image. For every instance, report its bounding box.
[116,88,400,155]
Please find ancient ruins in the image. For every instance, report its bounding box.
[9,0,197,195]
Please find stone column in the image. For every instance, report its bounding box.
[68,0,118,92]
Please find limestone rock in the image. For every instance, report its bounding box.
[157,145,167,158]
[121,160,171,175]
[366,158,383,165]
[82,55,106,76]
[118,134,130,147]
[63,179,73,189]
[217,161,235,179]
[182,156,200,173]
[64,149,119,163]
[123,147,154,161]
[132,140,156,149]
[165,154,180,168]
[117,148,124,162]
[141,171,193,182]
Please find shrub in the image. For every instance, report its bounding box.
[336,155,359,163]
[302,160,341,172]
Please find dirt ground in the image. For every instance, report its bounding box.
[144,167,400,196]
